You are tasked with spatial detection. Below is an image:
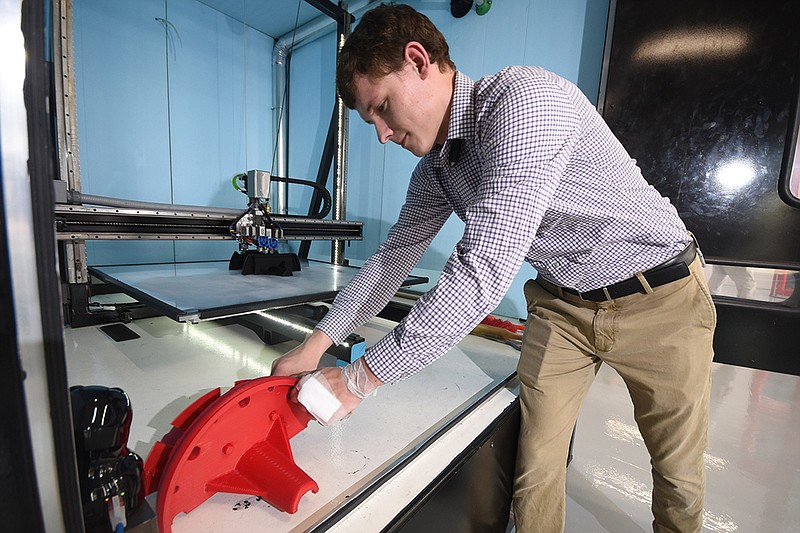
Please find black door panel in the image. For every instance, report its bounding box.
[602,0,800,374]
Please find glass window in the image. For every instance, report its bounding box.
[704,264,799,307]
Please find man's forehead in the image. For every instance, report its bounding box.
[353,74,380,97]
[354,69,404,100]
[353,75,381,117]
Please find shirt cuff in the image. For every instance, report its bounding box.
[315,307,353,345]
[363,329,421,384]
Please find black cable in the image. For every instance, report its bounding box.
[270,175,332,219]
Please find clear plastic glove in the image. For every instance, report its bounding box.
[296,367,359,426]
[296,371,353,426]
[295,358,382,426]
[342,357,380,399]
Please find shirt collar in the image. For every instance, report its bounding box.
[448,71,476,140]
[436,71,476,160]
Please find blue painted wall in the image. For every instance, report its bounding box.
[73,0,272,265]
[73,0,609,319]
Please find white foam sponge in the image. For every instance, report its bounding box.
[297,373,343,425]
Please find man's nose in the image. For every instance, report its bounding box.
[374,120,393,144]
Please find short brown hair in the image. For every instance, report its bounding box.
[336,3,456,109]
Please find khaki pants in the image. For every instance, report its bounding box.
[513,256,716,533]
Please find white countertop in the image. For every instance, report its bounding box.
[64,312,520,531]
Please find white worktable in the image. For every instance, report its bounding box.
[64,311,520,531]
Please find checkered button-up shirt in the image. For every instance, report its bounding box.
[316,66,690,383]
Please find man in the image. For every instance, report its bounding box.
[272,3,716,532]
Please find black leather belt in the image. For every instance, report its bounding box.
[537,241,696,302]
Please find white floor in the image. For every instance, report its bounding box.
[565,362,800,533]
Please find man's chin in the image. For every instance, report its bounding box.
[407,143,432,157]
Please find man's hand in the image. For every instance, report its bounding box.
[294,358,383,426]
[271,329,333,376]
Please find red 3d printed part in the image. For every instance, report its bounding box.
[143,376,317,532]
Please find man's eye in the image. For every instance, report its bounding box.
[377,102,386,112]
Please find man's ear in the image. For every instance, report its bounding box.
[404,41,431,79]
